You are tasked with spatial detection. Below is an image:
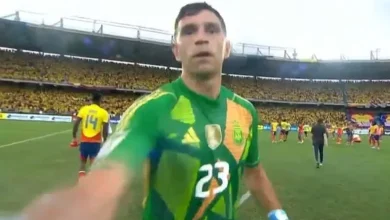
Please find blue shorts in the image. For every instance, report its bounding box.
[374,135,380,141]
[80,142,101,161]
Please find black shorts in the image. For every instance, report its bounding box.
[285,131,289,136]
[272,131,277,136]
[304,131,308,135]
[347,133,353,141]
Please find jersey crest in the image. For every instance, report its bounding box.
[233,120,244,145]
[205,124,222,150]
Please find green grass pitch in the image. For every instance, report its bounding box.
[0,120,389,220]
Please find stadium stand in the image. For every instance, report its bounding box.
[346,82,390,104]
[0,84,137,116]
[0,15,389,128]
[0,82,344,125]
[0,50,348,125]
[1,52,344,102]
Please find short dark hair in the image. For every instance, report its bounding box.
[317,119,324,124]
[91,92,102,103]
[174,2,227,37]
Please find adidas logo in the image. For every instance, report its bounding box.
[182,127,200,148]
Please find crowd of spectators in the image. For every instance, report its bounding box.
[346,82,390,104]
[0,85,137,116]
[256,105,345,125]
[0,51,346,103]
[0,84,344,125]
[2,50,388,124]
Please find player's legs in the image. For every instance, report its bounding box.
[346,133,352,145]
[79,142,89,178]
[368,134,371,145]
[313,143,320,167]
[284,131,289,141]
[304,131,308,138]
[88,143,102,166]
[298,132,301,143]
[318,143,324,165]
[374,135,380,150]
[273,131,278,143]
[336,134,342,144]
[79,142,101,179]
[313,143,319,165]
[279,130,285,141]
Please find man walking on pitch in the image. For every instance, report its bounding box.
[70,93,109,179]
[311,119,328,168]
[11,2,289,220]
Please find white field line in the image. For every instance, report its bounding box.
[238,190,251,207]
[0,129,71,149]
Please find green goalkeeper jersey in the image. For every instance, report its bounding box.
[96,77,260,220]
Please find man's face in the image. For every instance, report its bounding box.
[173,10,230,79]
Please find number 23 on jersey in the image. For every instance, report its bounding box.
[195,161,229,198]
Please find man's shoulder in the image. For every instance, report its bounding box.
[99,107,110,117]
[116,88,177,131]
[224,87,256,114]
[78,105,89,115]
[125,86,177,116]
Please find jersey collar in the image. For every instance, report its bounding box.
[175,77,223,106]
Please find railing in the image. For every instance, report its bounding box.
[1,11,297,59]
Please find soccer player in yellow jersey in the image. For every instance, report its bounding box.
[303,124,310,138]
[285,122,291,141]
[71,93,109,179]
[370,122,379,149]
[375,124,384,150]
[271,121,278,143]
[279,120,288,142]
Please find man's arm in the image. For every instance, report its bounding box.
[72,117,82,139]
[323,126,329,146]
[101,112,110,142]
[22,162,128,220]
[102,123,109,142]
[243,109,287,219]
[244,165,282,211]
[72,108,83,139]
[20,91,174,220]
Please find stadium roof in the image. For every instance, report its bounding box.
[3,10,387,62]
[1,11,390,79]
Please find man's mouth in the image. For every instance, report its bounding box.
[193,52,213,58]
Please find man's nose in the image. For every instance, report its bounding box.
[194,29,209,45]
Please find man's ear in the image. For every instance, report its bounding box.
[223,39,232,59]
[172,36,181,62]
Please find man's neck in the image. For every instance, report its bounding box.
[181,72,221,99]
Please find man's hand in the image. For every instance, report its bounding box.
[22,163,128,220]
[324,133,328,147]
[69,138,79,147]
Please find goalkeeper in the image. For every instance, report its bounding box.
[14,2,289,220]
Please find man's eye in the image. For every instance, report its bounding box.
[180,26,197,36]
[205,24,221,34]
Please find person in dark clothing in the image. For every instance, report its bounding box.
[311,119,328,168]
